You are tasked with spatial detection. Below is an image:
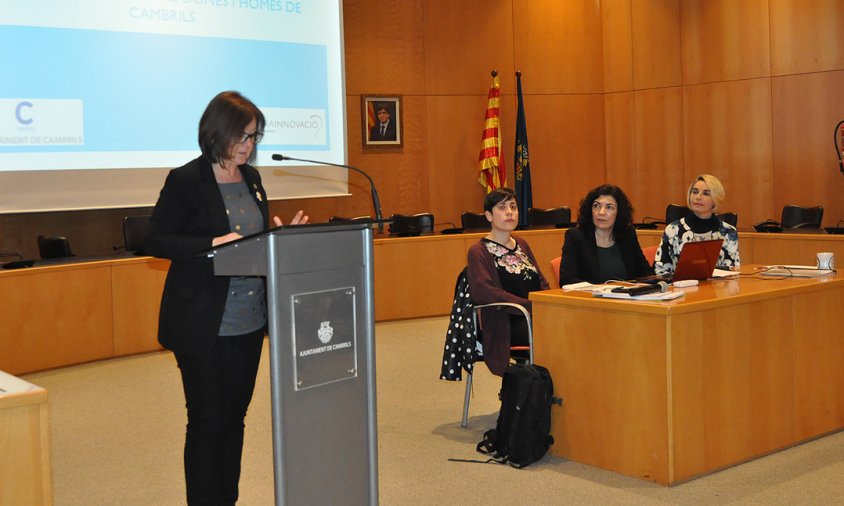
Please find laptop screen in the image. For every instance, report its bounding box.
[672,239,724,282]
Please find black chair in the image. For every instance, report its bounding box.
[665,204,692,225]
[460,211,490,231]
[527,207,571,227]
[388,213,434,236]
[37,235,73,259]
[329,215,372,223]
[781,205,823,229]
[123,215,151,254]
[717,212,738,228]
[666,204,737,228]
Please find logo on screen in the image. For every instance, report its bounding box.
[16,101,33,125]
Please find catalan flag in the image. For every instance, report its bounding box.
[366,101,376,137]
[478,72,506,192]
[514,71,532,227]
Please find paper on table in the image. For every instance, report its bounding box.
[561,282,620,293]
[712,268,738,278]
[593,290,685,301]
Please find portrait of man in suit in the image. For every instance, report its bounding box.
[369,103,397,142]
[362,95,402,149]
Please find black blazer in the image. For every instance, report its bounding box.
[145,156,269,356]
[559,226,653,286]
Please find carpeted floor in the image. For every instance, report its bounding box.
[24,316,844,505]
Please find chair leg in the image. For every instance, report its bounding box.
[461,370,473,428]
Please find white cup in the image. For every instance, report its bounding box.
[816,252,834,270]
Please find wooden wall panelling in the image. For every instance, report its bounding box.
[523,94,607,218]
[631,0,681,90]
[341,0,426,96]
[425,94,516,227]
[769,0,844,75]
[680,0,771,85]
[512,0,604,94]
[346,95,430,220]
[633,87,686,222]
[604,92,637,202]
[602,0,634,93]
[683,79,775,226]
[422,0,516,95]
[771,71,844,227]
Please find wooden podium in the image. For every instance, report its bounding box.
[208,222,378,505]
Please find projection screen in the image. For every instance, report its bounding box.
[0,0,348,214]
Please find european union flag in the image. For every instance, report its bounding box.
[514,71,533,227]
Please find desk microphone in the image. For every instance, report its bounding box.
[272,154,383,232]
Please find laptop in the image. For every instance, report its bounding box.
[638,239,724,283]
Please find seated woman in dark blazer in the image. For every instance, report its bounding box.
[559,184,653,286]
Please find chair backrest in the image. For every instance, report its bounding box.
[549,256,562,289]
[37,235,73,259]
[665,204,692,225]
[716,212,738,228]
[389,213,434,236]
[780,205,823,229]
[123,215,151,254]
[329,215,372,223]
[527,207,571,227]
[461,211,490,230]
[641,245,659,267]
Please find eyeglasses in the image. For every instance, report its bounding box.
[238,131,264,144]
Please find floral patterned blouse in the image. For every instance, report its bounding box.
[654,215,740,276]
[481,238,542,298]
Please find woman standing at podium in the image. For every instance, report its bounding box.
[146,91,307,505]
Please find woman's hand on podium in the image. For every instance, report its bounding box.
[212,232,243,247]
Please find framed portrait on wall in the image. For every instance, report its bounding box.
[361,95,402,150]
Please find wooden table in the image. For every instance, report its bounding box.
[2,230,842,374]
[0,370,52,504]
[530,267,844,484]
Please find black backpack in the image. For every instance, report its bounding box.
[476,363,559,468]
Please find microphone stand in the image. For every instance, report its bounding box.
[272,154,384,232]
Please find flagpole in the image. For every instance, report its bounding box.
[514,70,533,227]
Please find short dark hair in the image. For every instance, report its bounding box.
[576,184,635,236]
[483,187,517,212]
[375,103,390,114]
[198,91,265,165]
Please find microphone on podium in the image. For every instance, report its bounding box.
[271,154,384,232]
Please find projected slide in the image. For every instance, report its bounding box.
[0,0,346,171]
